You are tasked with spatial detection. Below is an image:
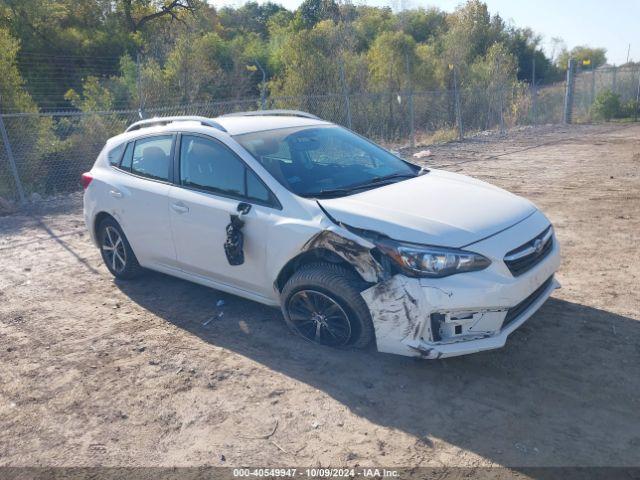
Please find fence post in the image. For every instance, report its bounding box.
[136,53,145,119]
[612,66,617,93]
[531,58,537,125]
[635,66,640,122]
[563,58,576,124]
[496,57,505,134]
[253,59,267,110]
[453,66,463,140]
[339,62,352,129]
[404,50,415,149]
[590,64,596,107]
[498,87,505,134]
[0,114,26,204]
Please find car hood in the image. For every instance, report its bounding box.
[318,169,537,248]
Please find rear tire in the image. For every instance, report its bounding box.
[97,217,143,279]
[280,263,374,349]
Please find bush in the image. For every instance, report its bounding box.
[591,89,621,120]
[619,100,638,119]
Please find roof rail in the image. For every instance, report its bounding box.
[125,116,227,133]
[221,109,320,120]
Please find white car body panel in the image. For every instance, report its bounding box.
[168,185,273,296]
[84,150,178,269]
[84,115,561,359]
[318,169,537,247]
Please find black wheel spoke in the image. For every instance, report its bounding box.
[299,291,316,312]
[102,226,127,273]
[287,290,351,347]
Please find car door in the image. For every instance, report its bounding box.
[168,133,280,297]
[110,134,177,268]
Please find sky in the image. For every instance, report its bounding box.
[209,0,639,65]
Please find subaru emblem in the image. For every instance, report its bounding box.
[534,238,543,253]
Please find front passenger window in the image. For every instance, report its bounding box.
[180,135,245,196]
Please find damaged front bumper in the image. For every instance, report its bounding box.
[360,224,561,359]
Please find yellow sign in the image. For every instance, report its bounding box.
[582,59,591,66]
[246,65,258,72]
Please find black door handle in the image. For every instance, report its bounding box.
[237,202,252,215]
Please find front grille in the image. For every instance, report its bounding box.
[504,226,553,276]
[502,276,554,329]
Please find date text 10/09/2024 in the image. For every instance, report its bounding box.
[233,468,400,477]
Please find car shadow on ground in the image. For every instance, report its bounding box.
[116,271,640,468]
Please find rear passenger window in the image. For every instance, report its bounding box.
[107,143,125,166]
[131,136,173,181]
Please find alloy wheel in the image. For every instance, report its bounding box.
[287,290,352,347]
[101,226,127,274]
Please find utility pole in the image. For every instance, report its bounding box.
[627,44,631,64]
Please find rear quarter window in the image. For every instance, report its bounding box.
[120,142,134,170]
[107,143,125,166]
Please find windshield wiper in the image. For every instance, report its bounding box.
[306,171,424,198]
[309,187,359,198]
[362,172,419,185]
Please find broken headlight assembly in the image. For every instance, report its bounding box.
[375,239,491,278]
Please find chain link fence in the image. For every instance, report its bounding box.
[1,65,639,207]
[572,65,640,121]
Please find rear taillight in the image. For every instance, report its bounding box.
[81,172,93,190]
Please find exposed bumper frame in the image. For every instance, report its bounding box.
[405,277,560,359]
[360,223,561,359]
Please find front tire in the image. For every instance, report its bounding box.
[280,263,374,349]
[97,217,143,279]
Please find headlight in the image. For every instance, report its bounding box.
[375,239,491,278]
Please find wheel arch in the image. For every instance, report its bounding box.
[274,248,369,292]
[93,211,117,241]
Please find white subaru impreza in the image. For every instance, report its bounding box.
[83,111,560,359]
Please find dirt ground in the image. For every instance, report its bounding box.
[1,123,639,470]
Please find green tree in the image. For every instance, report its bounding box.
[219,2,289,38]
[269,20,356,97]
[118,0,203,33]
[506,28,560,84]
[367,31,417,92]
[0,29,39,113]
[0,28,57,196]
[351,6,394,52]
[295,0,340,29]
[443,0,496,66]
[397,7,447,44]
[557,46,607,70]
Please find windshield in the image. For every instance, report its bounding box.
[234,125,419,197]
